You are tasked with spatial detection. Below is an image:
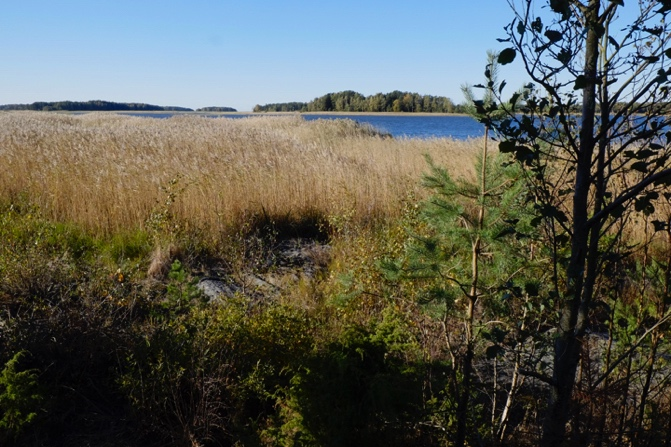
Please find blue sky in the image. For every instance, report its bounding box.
[1,1,526,111]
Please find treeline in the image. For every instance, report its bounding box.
[0,101,237,113]
[196,106,237,112]
[253,102,308,112]
[0,100,196,112]
[254,90,465,113]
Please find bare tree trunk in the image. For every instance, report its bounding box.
[616,355,633,447]
[497,348,523,443]
[541,2,601,445]
[635,333,660,446]
[595,304,617,447]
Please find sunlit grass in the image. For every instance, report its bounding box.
[0,111,482,239]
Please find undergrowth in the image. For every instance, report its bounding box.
[2,115,671,446]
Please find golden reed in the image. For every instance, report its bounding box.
[0,112,482,237]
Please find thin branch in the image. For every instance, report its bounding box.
[587,168,671,228]
[519,368,555,386]
[592,309,671,389]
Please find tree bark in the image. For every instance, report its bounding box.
[455,125,487,447]
[541,1,601,445]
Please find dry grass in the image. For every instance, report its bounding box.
[0,111,482,238]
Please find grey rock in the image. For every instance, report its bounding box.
[197,278,240,302]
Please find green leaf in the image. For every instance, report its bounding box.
[517,20,526,35]
[655,69,668,84]
[486,345,505,359]
[509,92,521,106]
[635,197,656,215]
[657,0,671,13]
[574,75,587,90]
[635,149,655,159]
[498,48,517,65]
[499,140,517,153]
[550,0,571,20]
[611,203,626,219]
[641,55,660,63]
[499,80,507,94]
[531,17,543,33]
[547,105,561,118]
[544,30,563,43]
[557,48,573,65]
[652,220,668,232]
[631,161,648,172]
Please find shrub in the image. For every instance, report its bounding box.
[0,351,43,443]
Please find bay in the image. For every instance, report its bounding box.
[117,112,485,140]
[301,114,485,140]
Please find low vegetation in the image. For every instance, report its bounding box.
[0,112,480,446]
[0,112,475,237]
[6,1,671,446]
[1,107,671,447]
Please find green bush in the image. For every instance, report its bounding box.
[269,311,446,447]
[0,351,43,443]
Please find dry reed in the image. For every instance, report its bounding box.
[0,111,482,238]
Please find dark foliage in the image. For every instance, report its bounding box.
[0,100,195,112]
[254,90,465,113]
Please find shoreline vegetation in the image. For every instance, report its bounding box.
[0,90,644,116]
[253,90,462,113]
[0,90,469,114]
[0,112,487,446]
[2,112,671,447]
[0,100,237,113]
[0,112,478,236]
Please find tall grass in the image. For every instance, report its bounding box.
[0,111,482,238]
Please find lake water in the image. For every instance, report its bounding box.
[121,112,485,140]
[301,114,485,140]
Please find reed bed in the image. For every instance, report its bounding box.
[0,111,482,237]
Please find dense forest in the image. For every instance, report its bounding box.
[253,90,464,113]
[253,101,309,112]
[196,106,238,112]
[0,100,195,112]
[0,101,237,113]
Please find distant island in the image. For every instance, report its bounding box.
[196,106,237,112]
[0,100,237,113]
[253,90,465,113]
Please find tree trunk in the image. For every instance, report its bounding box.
[455,125,488,447]
[541,1,601,445]
[455,327,474,447]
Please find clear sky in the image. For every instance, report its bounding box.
[1,1,527,111]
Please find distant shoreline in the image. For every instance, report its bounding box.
[107,110,472,117]
[1,109,474,119]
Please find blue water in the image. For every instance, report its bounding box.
[301,114,485,140]
[118,112,485,140]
